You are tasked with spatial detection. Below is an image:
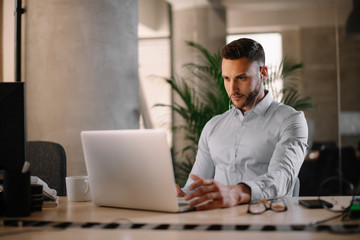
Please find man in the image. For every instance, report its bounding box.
[176,38,308,211]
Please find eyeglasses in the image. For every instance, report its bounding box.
[248,198,287,214]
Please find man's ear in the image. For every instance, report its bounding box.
[260,66,268,82]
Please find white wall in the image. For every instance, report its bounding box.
[24,0,139,176]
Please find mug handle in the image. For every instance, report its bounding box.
[84,179,90,194]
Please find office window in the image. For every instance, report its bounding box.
[138,38,172,144]
[227,33,283,100]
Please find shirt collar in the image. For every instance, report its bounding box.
[250,90,273,116]
[231,90,273,117]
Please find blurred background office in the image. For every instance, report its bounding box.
[1,0,359,195]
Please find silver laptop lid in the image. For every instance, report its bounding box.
[81,129,181,212]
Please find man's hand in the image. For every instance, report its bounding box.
[175,184,186,197]
[184,174,251,210]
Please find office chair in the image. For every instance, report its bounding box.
[26,141,67,196]
[293,177,300,197]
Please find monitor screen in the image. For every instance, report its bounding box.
[0,82,25,172]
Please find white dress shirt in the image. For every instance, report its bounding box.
[182,91,308,201]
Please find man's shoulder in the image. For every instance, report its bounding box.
[268,101,305,122]
[202,110,231,131]
[208,109,231,122]
[269,100,300,115]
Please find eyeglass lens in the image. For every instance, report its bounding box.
[249,201,267,214]
[249,199,287,214]
[270,199,287,212]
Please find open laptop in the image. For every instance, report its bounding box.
[81,129,193,212]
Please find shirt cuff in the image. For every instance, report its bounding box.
[240,180,262,201]
[181,187,192,195]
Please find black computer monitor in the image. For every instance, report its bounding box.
[0,82,26,173]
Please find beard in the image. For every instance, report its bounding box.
[230,80,262,110]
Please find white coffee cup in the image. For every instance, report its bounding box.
[66,176,91,202]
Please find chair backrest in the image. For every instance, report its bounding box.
[26,141,67,196]
[293,177,300,197]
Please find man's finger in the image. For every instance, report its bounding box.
[188,191,220,206]
[188,176,214,191]
[189,174,213,183]
[175,184,186,197]
[189,174,207,183]
[185,184,218,201]
[188,180,213,191]
[189,173,201,180]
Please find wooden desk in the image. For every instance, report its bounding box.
[0,196,359,240]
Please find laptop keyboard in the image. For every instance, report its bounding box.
[177,197,191,206]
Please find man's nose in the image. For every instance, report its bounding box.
[230,79,238,93]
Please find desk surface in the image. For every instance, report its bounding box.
[1,196,359,240]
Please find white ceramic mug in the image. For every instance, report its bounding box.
[65,176,91,202]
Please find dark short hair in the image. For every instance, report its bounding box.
[221,38,265,65]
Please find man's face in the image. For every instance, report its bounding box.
[222,57,266,111]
